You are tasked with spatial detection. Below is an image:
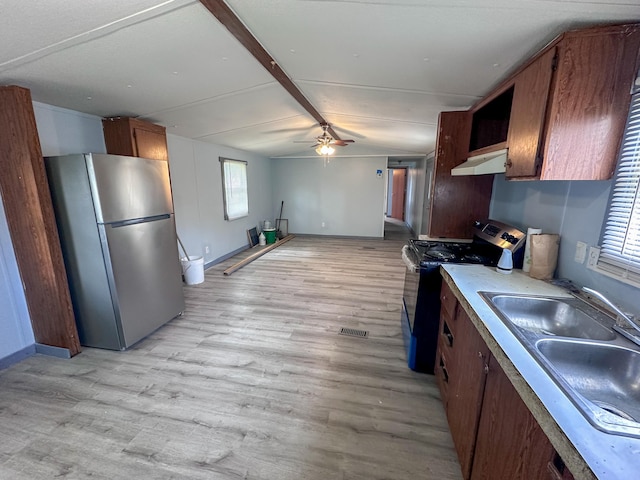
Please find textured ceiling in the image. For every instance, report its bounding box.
[1,0,639,157]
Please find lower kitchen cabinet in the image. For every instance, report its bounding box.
[437,281,574,480]
[436,296,490,479]
[471,355,557,479]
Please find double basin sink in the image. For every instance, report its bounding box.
[480,292,640,438]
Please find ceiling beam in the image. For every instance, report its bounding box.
[198,0,342,140]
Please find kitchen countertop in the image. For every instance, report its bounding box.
[441,264,640,480]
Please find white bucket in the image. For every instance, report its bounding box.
[181,255,204,285]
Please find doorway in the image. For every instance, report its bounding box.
[386,168,407,221]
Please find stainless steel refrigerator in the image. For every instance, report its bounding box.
[45,153,185,350]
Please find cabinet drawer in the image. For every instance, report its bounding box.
[441,280,459,333]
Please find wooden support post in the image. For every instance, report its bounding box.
[0,86,80,355]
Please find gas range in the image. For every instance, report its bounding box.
[408,239,496,267]
[401,219,526,374]
[408,220,526,268]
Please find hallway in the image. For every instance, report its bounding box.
[384,216,412,242]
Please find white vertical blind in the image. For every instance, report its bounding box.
[220,158,248,221]
[598,88,640,284]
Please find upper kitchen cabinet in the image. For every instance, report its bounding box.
[539,24,640,180]
[103,117,169,161]
[471,23,640,180]
[504,48,556,178]
[428,111,493,238]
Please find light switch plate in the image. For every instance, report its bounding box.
[575,241,587,264]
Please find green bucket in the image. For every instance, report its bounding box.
[264,228,277,244]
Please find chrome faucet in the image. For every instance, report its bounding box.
[582,287,640,337]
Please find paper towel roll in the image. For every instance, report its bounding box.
[523,227,542,273]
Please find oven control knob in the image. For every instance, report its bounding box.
[501,232,509,240]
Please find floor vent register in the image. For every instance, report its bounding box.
[339,327,369,338]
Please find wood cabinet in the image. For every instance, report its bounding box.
[470,23,640,181]
[505,48,556,178]
[0,86,80,356]
[427,111,493,238]
[436,286,490,479]
[102,117,169,161]
[436,280,575,479]
[471,355,557,479]
[538,25,640,180]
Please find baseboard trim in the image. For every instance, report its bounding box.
[35,343,72,359]
[0,344,36,370]
[292,233,383,240]
[205,245,250,270]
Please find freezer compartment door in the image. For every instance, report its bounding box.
[101,215,184,348]
[87,153,173,223]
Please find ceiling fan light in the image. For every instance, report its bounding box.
[316,144,335,156]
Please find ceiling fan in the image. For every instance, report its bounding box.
[295,123,355,155]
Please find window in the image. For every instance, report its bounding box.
[597,86,640,286]
[220,157,248,221]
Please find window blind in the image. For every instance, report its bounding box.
[220,158,248,221]
[598,87,640,285]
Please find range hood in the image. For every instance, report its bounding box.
[451,148,508,176]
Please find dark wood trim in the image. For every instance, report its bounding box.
[198,0,342,141]
[0,86,80,356]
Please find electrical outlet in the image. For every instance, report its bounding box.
[321,222,326,228]
[204,245,210,255]
[574,241,587,264]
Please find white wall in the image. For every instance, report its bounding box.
[386,169,393,215]
[0,102,106,363]
[167,134,273,265]
[405,158,426,236]
[271,156,387,237]
[420,154,435,235]
[34,102,107,156]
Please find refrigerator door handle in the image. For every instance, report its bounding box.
[109,214,171,228]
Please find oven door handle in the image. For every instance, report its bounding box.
[402,245,419,273]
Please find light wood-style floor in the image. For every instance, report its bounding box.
[0,221,462,479]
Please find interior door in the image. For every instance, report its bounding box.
[390,168,406,220]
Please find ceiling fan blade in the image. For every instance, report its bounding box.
[331,125,366,139]
[266,125,316,134]
[332,139,355,146]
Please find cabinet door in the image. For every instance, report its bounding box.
[471,355,555,480]
[103,117,169,162]
[428,111,493,238]
[541,26,640,180]
[445,308,490,480]
[506,48,556,178]
[134,127,169,161]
